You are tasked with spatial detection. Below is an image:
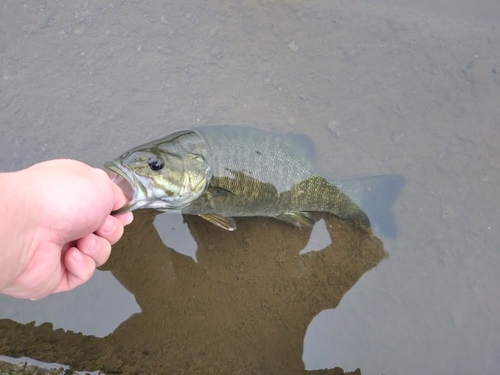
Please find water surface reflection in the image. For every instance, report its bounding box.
[1,210,385,374]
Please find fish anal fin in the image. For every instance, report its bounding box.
[199,214,237,231]
[276,212,315,228]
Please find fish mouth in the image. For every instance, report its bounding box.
[104,161,143,214]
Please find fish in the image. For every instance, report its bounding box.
[104,125,404,236]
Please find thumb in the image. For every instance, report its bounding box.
[110,176,132,211]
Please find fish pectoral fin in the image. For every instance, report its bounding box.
[205,186,235,199]
[276,212,315,228]
[199,214,237,231]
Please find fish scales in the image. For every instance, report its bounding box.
[181,127,358,220]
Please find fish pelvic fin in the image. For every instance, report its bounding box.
[276,212,315,228]
[199,214,237,231]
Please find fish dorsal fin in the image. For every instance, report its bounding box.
[276,212,315,228]
[199,214,237,231]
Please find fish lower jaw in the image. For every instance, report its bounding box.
[104,163,137,202]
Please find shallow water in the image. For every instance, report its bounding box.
[1,1,499,374]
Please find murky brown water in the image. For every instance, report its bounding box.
[1,1,499,374]
[2,211,383,374]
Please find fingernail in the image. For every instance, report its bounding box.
[121,212,134,226]
[72,249,83,261]
[102,218,115,233]
[86,235,97,252]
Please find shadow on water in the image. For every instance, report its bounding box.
[1,210,385,374]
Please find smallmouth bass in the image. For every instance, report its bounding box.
[105,126,404,236]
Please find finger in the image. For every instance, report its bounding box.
[114,212,134,226]
[54,247,96,293]
[111,179,131,211]
[94,215,124,245]
[77,233,112,267]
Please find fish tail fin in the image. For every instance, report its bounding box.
[335,174,405,237]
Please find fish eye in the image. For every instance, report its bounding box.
[147,156,164,171]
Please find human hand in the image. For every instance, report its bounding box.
[0,159,133,299]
